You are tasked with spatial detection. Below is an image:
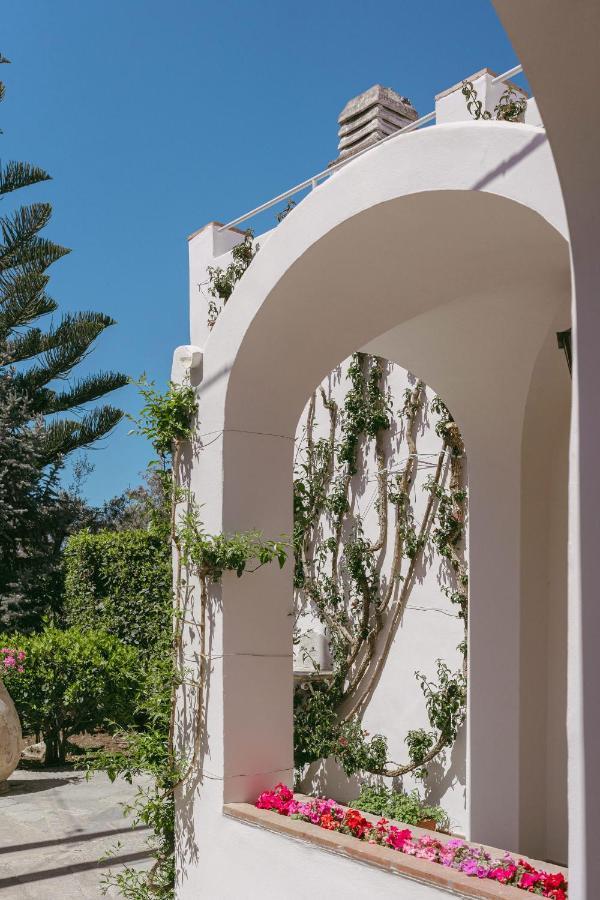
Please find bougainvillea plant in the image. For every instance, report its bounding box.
[256,785,568,899]
[1,646,25,674]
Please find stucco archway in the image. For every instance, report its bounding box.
[177,121,571,896]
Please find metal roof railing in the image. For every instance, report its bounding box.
[218,64,524,234]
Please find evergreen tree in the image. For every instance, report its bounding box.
[0,372,49,597]
[0,53,128,625]
[0,53,127,463]
[0,370,72,628]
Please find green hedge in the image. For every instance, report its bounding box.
[2,625,141,764]
[63,529,171,654]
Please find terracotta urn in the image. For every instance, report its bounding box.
[0,678,22,791]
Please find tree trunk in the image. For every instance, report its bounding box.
[44,731,67,766]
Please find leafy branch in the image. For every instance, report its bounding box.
[461,79,527,123]
[179,508,288,582]
[94,379,287,899]
[206,229,258,328]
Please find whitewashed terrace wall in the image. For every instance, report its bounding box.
[294,363,467,834]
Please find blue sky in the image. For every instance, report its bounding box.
[1,1,524,505]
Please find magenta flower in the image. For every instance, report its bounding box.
[254,788,567,897]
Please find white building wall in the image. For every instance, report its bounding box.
[177,110,573,897]
[294,363,468,834]
[491,4,600,893]
[178,802,456,900]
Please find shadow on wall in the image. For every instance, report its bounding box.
[421,721,467,815]
[301,756,361,804]
[300,721,466,827]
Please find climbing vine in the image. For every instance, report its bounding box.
[94,378,287,899]
[292,357,468,782]
[91,377,198,899]
[291,74,531,785]
[203,225,469,787]
[461,79,527,122]
[206,228,258,327]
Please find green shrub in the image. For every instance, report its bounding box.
[294,686,388,776]
[63,529,171,654]
[87,643,176,899]
[354,783,449,830]
[1,625,140,764]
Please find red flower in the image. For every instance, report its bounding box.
[320,813,340,831]
[489,864,517,884]
[544,873,567,889]
[343,809,371,838]
[254,789,569,898]
[520,871,541,890]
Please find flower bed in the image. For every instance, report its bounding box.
[256,785,567,899]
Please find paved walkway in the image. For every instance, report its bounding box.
[0,768,153,898]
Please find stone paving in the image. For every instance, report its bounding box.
[0,768,153,898]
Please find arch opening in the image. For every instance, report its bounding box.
[292,352,469,835]
[182,170,572,882]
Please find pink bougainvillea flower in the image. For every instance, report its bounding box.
[3,655,16,668]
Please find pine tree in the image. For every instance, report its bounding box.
[0,53,127,463]
[0,53,128,626]
[0,371,69,628]
[0,373,48,595]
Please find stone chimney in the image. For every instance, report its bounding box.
[335,84,418,163]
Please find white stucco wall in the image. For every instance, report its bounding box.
[177,796,457,900]
[294,364,468,834]
[491,5,600,895]
[519,307,570,864]
[177,108,572,897]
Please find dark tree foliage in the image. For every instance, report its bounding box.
[0,402,97,630]
[0,374,52,598]
[0,54,128,624]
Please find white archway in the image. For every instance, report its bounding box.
[177,121,571,897]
